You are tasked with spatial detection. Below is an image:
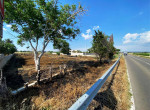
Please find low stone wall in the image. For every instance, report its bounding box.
[0,54,14,69]
[0,54,4,61]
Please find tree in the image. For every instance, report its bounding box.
[4,39,13,44]
[5,0,85,83]
[92,30,116,63]
[53,38,70,54]
[0,39,17,54]
[92,30,109,63]
[87,48,93,53]
[5,0,85,72]
[107,41,115,59]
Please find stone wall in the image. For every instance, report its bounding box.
[0,54,4,61]
[0,54,14,69]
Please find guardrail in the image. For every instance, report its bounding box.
[69,56,121,110]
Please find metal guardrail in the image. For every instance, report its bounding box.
[69,56,121,110]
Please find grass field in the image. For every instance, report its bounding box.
[133,52,150,56]
[0,53,131,110]
[132,52,150,59]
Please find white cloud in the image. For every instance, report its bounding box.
[3,28,7,31]
[93,26,100,30]
[86,29,91,34]
[6,24,12,28]
[139,31,150,43]
[121,31,150,52]
[123,31,150,44]
[123,33,139,44]
[81,29,93,40]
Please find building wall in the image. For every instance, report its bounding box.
[71,52,84,56]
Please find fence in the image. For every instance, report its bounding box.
[69,56,121,110]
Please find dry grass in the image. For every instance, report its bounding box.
[87,57,131,110]
[111,57,131,109]
[3,53,95,89]
[1,54,131,110]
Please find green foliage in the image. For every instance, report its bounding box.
[116,49,120,52]
[0,39,17,54]
[48,51,53,54]
[133,52,150,56]
[92,30,108,63]
[108,42,115,59]
[115,48,120,54]
[91,30,115,63]
[56,52,60,55]
[53,38,70,54]
[4,0,84,46]
[87,48,93,53]
[4,0,85,70]
[77,50,82,53]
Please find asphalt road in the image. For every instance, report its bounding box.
[125,54,150,110]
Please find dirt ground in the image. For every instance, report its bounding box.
[1,53,131,110]
[3,53,97,90]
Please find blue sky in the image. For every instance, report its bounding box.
[3,0,150,52]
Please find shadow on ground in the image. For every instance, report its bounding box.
[93,61,120,110]
[3,54,26,90]
[0,87,40,110]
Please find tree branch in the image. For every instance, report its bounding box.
[38,40,50,59]
[29,40,36,52]
[35,38,38,50]
[67,3,87,20]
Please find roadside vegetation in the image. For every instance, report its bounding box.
[4,0,86,83]
[0,53,131,110]
[88,30,115,63]
[133,52,150,56]
[132,52,150,59]
[0,38,17,55]
[0,0,131,110]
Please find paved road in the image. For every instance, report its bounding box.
[125,54,150,110]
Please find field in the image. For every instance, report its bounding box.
[132,52,150,59]
[0,53,131,110]
[133,52,150,56]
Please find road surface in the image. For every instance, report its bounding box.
[125,54,150,110]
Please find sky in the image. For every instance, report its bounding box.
[2,0,150,52]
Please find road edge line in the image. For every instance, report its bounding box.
[124,57,135,110]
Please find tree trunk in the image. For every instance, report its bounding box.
[36,70,41,84]
[33,51,42,84]
[33,51,41,71]
[36,57,40,71]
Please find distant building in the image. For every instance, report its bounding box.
[69,50,84,56]
[0,0,4,38]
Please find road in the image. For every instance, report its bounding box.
[125,54,150,110]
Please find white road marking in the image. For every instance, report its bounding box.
[125,57,135,110]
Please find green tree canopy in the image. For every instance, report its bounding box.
[0,38,17,54]
[53,38,70,54]
[92,30,108,63]
[4,0,86,83]
[92,30,115,63]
